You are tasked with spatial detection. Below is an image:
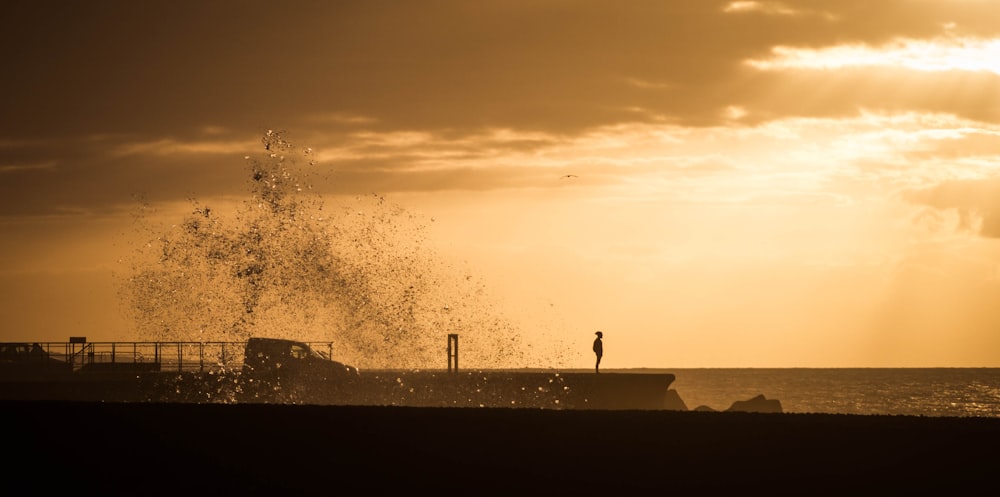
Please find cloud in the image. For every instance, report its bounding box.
[5,108,997,219]
[305,113,379,125]
[110,138,258,157]
[0,133,254,217]
[8,0,1000,143]
[0,138,50,149]
[722,1,828,18]
[619,76,673,90]
[0,161,56,174]
[905,178,1000,238]
[747,36,1000,75]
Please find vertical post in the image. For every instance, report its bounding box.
[447,334,459,373]
[69,337,86,370]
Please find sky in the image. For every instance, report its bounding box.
[2,0,1000,368]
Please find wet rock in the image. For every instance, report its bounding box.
[664,388,689,411]
[725,394,783,413]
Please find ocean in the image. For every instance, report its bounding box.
[642,368,1000,418]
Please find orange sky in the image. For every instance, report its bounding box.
[2,1,1000,368]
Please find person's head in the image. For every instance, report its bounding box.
[595,331,603,338]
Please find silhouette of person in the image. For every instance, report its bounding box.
[593,331,603,373]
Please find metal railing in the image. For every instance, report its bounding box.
[3,341,335,374]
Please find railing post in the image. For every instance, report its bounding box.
[447,334,459,373]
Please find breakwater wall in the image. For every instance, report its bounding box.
[0,370,680,410]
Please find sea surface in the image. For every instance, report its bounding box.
[629,368,1000,418]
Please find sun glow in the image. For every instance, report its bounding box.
[748,37,1000,75]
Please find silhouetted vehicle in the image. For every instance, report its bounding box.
[243,337,358,381]
[238,337,359,402]
[0,343,72,378]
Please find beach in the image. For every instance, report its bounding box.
[8,400,1000,495]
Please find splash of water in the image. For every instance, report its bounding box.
[118,130,530,370]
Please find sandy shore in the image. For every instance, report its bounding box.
[8,400,1000,495]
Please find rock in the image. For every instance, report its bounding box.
[725,394,782,413]
[692,405,718,412]
[664,388,689,411]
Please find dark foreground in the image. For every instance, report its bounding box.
[8,401,1000,495]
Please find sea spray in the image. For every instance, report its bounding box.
[118,130,532,370]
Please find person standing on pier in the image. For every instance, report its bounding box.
[593,331,603,373]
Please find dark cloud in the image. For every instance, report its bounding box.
[5,0,998,139]
[0,135,250,216]
[3,0,1000,216]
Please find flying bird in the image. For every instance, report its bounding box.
[560,174,578,179]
